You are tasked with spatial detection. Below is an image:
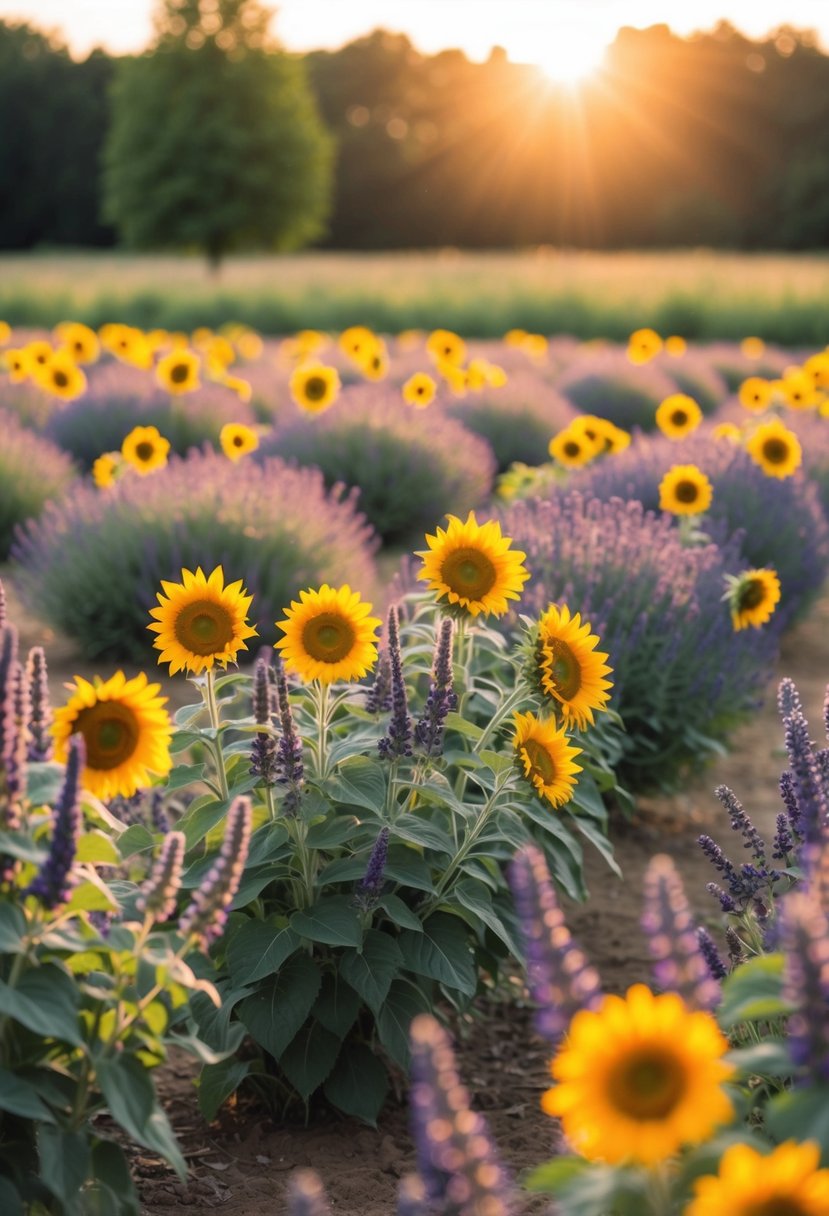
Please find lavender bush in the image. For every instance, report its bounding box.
[501,491,782,790]
[12,450,378,662]
[555,351,679,432]
[259,385,495,542]
[653,351,728,413]
[443,372,577,471]
[574,432,829,625]
[0,408,76,558]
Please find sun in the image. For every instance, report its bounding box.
[532,31,608,86]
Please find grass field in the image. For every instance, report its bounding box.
[3,249,829,342]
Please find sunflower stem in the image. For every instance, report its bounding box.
[424,770,511,913]
[312,680,332,781]
[204,669,229,803]
[473,680,528,754]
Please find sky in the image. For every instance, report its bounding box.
[1,0,827,75]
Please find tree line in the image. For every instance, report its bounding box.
[2,4,829,255]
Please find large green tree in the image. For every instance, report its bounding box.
[102,0,332,266]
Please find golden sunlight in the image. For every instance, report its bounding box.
[532,28,609,85]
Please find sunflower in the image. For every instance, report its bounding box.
[745,418,802,479]
[289,363,341,413]
[426,329,466,367]
[24,340,54,370]
[100,324,153,369]
[780,369,820,411]
[523,333,549,361]
[121,425,171,476]
[156,349,200,395]
[664,335,687,357]
[737,377,772,412]
[52,671,173,801]
[402,372,437,408]
[54,321,100,364]
[148,565,257,676]
[0,321,10,345]
[513,711,582,809]
[338,326,376,362]
[4,348,30,383]
[727,567,781,632]
[92,452,120,488]
[541,983,734,1165]
[626,327,662,365]
[220,422,259,462]
[222,374,252,403]
[357,340,389,381]
[536,603,613,729]
[548,427,598,468]
[658,464,713,515]
[712,422,742,443]
[504,328,528,347]
[275,584,381,684]
[435,360,467,397]
[740,336,765,358]
[804,352,829,390]
[236,330,264,361]
[655,393,703,439]
[686,1140,829,1216]
[417,511,530,618]
[33,351,87,401]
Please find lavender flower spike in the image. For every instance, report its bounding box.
[365,648,392,714]
[25,647,52,762]
[409,1014,514,1215]
[781,891,829,1083]
[354,827,390,911]
[0,625,21,804]
[396,1175,429,1216]
[274,658,304,817]
[178,797,252,947]
[250,657,278,786]
[378,604,412,760]
[696,927,728,981]
[782,701,829,846]
[414,617,457,758]
[642,855,721,1010]
[137,831,185,922]
[0,579,6,629]
[508,844,602,1047]
[286,1169,331,1216]
[26,734,84,909]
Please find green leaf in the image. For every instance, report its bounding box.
[378,894,423,932]
[323,1045,388,1126]
[452,882,520,955]
[326,756,387,813]
[384,848,436,893]
[391,815,454,854]
[292,897,363,948]
[226,918,301,987]
[766,1086,829,1159]
[37,1125,90,1204]
[478,749,515,775]
[523,1156,591,1193]
[306,815,360,849]
[376,980,430,1069]
[244,823,289,867]
[189,986,251,1054]
[398,914,477,996]
[89,1141,141,1216]
[0,964,81,1045]
[444,713,483,741]
[76,831,121,866]
[728,1039,793,1079]
[116,823,155,860]
[718,954,789,1029]
[25,762,63,809]
[0,1177,23,1216]
[198,1059,251,1121]
[339,930,403,1015]
[313,974,361,1038]
[65,876,118,914]
[280,1022,341,1100]
[179,795,230,850]
[0,904,27,953]
[164,763,207,792]
[238,954,321,1060]
[95,1056,186,1180]
[0,1067,55,1121]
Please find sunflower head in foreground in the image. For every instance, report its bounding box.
[53,672,173,801]
[745,417,802,479]
[275,584,381,684]
[148,565,258,676]
[535,603,613,730]
[121,424,171,476]
[417,511,530,619]
[655,393,703,439]
[289,363,341,414]
[686,1140,829,1216]
[220,422,259,462]
[156,348,201,395]
[725,567,782,632]
[513,710,582,809]
[541,983,734,1165]
[658,464,713,516]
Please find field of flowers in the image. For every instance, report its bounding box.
[2,314,829,1214]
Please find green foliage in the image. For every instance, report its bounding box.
[102,0,333,266]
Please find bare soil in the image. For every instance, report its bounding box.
[6,573,828,1215]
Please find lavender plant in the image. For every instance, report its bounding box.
[442,371,577,471]
[0,408,76,558]
[555,350,679,431]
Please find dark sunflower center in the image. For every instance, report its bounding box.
[746,1200,809,1216]
[73,340,84,355]
[563,441,582,458]
[233,435,244,447]
[608,1048,686,1120]
[523,738,557,785]
[440,547,497,600]
[674,479,700,504]
[738,579,766,611]
[763,438,789,465]
[304,376,327,402]
[53,369,69,388]
[74,701,139,771]
[174,600,235,656]
[543,638,582,700]
[671,410,688,427]
[169,362,189,384]
[301,612,356,663]
[416,385,425,394]
[135,441,155,462]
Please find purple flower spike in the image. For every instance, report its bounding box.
[365,648,392,714]
[696,926,728,981]
[250,657,278,787]
[178,797,252,947]
[781,891,829,1082]
[354,827,390,912]
[772,812,796,861]
[396,1175,429,1216]
[378,605,412,761]
[0,580,6,629]
[642,855,721,1010]
[137,831,185,923]
[274,658,304,816]
[779,769,802,840]
[25,647,52,762]
[781,699,829,847]
[414,617,458,759]
[508,844,602,1047]
[285,1169,330,1216]
[26,734,84,909]
[778,677,804,721]
[409,1013,514,1216]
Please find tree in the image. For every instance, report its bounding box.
[102,0,333,268]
